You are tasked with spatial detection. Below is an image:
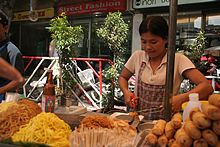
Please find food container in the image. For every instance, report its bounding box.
[137,120,156,132]
[182,101,208,110]
[134,128,152,147]
[115,114,134,122]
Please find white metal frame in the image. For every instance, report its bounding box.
[23,56,109,109]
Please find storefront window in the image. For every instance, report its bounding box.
[170,12,220,51]
[11,22,51,56]
[91,17,107,58]
[75,23,90,58]
[205,13,220,48]
[175,12,202,51]
[72,15,132,61]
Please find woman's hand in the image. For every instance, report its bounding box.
[172,95,183,112]
[123,90,133,106]
[124,91,139,109]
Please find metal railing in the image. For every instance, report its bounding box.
[22,56,113,109]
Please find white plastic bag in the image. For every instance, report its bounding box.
[5,92,20,102]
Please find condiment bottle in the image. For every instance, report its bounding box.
[182,93,201,122]
[41,69,56,112]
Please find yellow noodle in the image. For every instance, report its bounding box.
[12,112,71,147]
[0,102,18,113]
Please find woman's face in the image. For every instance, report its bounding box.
[141,32,167,58]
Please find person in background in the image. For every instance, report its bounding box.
[49,39,58,57]
[0,10,24,102]
[119,16,213,120]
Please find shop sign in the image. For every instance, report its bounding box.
[12,8,54,21]
[133,0,218,9]
[58,0,127,16]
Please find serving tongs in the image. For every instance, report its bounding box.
[129,92,140,128]
[129,94,162,128]
[130,107,161,128]
[130,117,140,128]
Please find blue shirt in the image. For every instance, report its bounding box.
[0,39,24,102]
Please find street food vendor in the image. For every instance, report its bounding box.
[119,16,213,120]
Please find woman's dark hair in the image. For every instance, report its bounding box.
[139,16,168,39]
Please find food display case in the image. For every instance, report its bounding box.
[0,94,220,146]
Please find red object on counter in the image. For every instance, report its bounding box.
[130,92,138,110]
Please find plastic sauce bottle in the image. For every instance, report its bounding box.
[41,70,56,112]
[182,93,201,122]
